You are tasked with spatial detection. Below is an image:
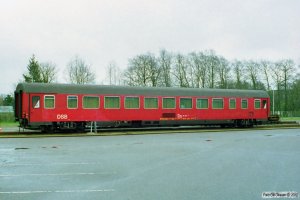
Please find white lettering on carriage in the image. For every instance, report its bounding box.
[57,114,68,120]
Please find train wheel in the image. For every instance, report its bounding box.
[236,119,246,128]
[236,120,242,128]
[75,122,86,133]
[247,119,254,128]
[41,125,54,133]
[237,119,254,128]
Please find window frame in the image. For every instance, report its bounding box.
[180,97,193,109]
[162,97,176,109]
[262,100,267,109]
[124,96,140,109]
[44,95,55,109]
[254,99,261,109]
[229,98,236,109]
[32,96,40,109]
[82,96,100,109]
[196,98,209,109]
[212,98,224,109]
[144,97,159,109]
[67,95,78,109]
[241,99,248,109]
[104,96,120,109]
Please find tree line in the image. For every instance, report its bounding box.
[120,49,300,116]
[22,55,95,84]
[122,50,297,90]
[17,50,300,117]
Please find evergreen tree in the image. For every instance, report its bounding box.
[23,55,42,82]
[3,94,14,106]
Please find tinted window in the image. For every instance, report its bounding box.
[180,98,192,109]
[83,96,99,109]
[32,96,40,109]
[125,97,139,109]
[197,98,208,109]
[263,100,267,109]
[212,98,223,109]
[229,98,236,109]
[45,95,55,109]
[68,96,78,109]
[255,99,261,109]
[105,97,120,109]
[163,98,175,109]
[144,97,158,109]
[241,99,248,109]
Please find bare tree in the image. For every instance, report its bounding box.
[66,56,95,84]
[231,60,244,89]
[106,61,121,85]
[40,62,57,83]
[173,53,190,87]
[203,50,219,88]
[158,49,172,87]
[271,62,284,114]
[277,59,296,116]
[261,60,272,91]
[245,60,261,89]
[216,56,230,89]
[124,53,159,87]
[148,56,161,87]
[189,52,207,88]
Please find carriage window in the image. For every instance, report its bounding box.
[180,98,192,109]
[32,96,40,108]
[144,97,158,109]
[212,98,224,109]
[163,97,175,109]
[241,99,248,109]
[229,98,236,109]
[197,98,208,109]
[105,96,120,109]
[68,96,78,109]
[44,95,55,109]
[263,100,267,109]
[255,99,261,109]
[83,96,99,109]
[125,97,139,109]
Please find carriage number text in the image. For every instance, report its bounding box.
[57,114,68,120]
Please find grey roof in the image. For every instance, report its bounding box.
[15,83,269,98]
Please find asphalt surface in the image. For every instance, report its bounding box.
[0,129,299,200]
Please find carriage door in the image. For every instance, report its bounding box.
[29,94,43,122]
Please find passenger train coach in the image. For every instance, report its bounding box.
[15,83,270,132]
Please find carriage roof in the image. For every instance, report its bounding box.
[16,83,269,98]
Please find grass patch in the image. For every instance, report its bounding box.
[0,112,14,121]
[0,112,17,127]
[0,121,19,127]
[280,117,300,121]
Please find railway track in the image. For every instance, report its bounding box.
[1,122,299,138]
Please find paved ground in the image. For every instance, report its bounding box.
[0,126,39,133]
[0,129,299,200]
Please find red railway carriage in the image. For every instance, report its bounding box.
[15,83,270,131]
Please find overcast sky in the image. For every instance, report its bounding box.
[1,0,300,94]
